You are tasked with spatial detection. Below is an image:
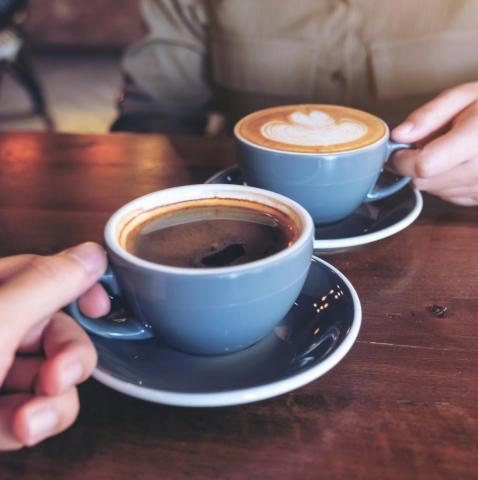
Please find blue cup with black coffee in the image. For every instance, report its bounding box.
[68,184,314,355]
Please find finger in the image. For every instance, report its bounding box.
[392,82,478,143]
[426,186,478,203]
[17,317,50,354]
[390,148,421,178]
[36,311,97,396]
[12,388,80,447]
[2,356,43,393]
[444,196,478,207]
[413,158,478,191]
[17,288,110,355]
[428,186,477,198]
[0,243,106,381]
[78,283,111,318]
[0,393,30,451]
[0,255,35,282]
[392,113,478,178]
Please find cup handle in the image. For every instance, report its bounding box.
[365,141,412,203]
[66,266,154,340]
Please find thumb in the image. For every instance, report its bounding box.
[0,242,106,380]
[392,82,478,143]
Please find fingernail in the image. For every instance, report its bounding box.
[64,242,106,275]
[26,406,59,445]
[61,361,83,391]
[393,121,414,136]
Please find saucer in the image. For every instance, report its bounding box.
[206,166,423,253]
[91,256,361,407]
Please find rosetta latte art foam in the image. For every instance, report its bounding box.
[260,110,367,147]
[235,104,387,154]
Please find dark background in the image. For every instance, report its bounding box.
[25,0,144,50]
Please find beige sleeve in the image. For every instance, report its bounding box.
[121,0,214,117]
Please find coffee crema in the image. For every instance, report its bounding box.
[119,198,299,268]
[235,104,387,154]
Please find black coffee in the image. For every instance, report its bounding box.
[120,198,298,268]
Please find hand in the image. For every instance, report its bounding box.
[391,81,478,206]
[0,243,109,450]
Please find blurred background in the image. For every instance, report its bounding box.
[0,0,144,133]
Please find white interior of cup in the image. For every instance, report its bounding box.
[105,184,314,275]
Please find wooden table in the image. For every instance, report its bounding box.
[1,132,477,480]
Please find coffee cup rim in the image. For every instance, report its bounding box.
[104,184,314,275]
[234,104,389,156]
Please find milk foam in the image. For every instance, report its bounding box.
[260,110,367,146]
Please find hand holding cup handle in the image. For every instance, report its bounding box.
[66,184,314,355]
[67,267,154,340]
[365,141,412,202]
[235,105,415,225]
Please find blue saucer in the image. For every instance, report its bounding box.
[91,257,361,407]
[206,166,423,253]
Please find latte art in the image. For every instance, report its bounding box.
[260,110,367,147]
[235,104,387,154]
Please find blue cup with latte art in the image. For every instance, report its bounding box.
[235,104,411,225]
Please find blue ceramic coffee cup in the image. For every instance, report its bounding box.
[68,184,314,355]
[235,105,411,225]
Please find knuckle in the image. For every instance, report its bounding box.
[60,339,97,380]
[29,256,62,279]
[86,345,98,373]
[68,388,80,412]
[439,87,463,102]
[75,342,98,379]
[16,254,38,264]
[469,100,478,114]
[411,107,435,125]
[441,84,478,107]
[29,255,84,290]
[61,389,80,428]
[0,349,15,381]
[415,154,435,178]
[458,81,478,97]
[442,83,473,100]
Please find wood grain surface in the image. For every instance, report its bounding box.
[0,132,477,480]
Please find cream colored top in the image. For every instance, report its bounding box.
[122,0,478,129]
